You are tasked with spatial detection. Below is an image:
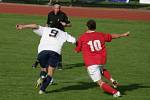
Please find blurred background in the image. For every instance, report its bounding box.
[1,0,150,9]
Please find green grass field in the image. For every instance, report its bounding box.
[0,14,150,100]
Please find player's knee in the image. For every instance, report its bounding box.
[97,79,105,87]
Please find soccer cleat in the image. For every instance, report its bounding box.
[57,63,63,70]
[112,80,119,88]
[58,68,63,70]
[32,60,39,68]
[39,90,45,94]
[36,78,43,88]
[57,65,63,70]
[113,91,121,97]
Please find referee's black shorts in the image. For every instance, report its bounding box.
[37,50,60,68]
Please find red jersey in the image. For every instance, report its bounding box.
[75,31,112,67]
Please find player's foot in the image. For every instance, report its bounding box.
[39,90,45,94]
[112,80,119,88]
[57,62,63,70]
[58,67,63,70]
[32,60,39,68]
[113,91,121,97]
[57,65,63,70]
[36,78,43,88]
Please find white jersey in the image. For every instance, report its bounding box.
[33,26,76,54]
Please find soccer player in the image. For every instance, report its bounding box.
[32,4,71,70]
[75,19,129,97]
[16,24,76,94]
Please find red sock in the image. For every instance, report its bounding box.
[103,69,111,80]
[101,83,117,94]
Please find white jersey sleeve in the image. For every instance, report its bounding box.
[65,33,76,44]
[33,26,45,36]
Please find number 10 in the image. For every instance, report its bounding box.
[87,40,102,52]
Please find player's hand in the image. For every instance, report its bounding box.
[122,31,130,37]
[16,24,24,30]
[60,22,66,26]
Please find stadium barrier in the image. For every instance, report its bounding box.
[1,0,150,9]
[140,0,150,4]
[0,0,138,4]
[109,0,129,3]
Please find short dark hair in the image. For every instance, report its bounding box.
[86,19,96,30]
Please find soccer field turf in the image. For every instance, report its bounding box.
[0,14,150,100]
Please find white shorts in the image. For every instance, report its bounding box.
[87,65,103,82]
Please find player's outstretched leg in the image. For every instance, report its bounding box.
[87,65,121,97]
[39,66,55,94]
[36,69,54,88]
[102,68,119,88]
[39,75,52,94]
[98,80,121,97]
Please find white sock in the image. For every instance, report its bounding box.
[110,78,115,82]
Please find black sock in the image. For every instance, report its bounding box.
[40,75,52,91]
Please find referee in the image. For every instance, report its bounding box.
[46,4,71,70]
[16,23,76,94]
[46,4,71,31]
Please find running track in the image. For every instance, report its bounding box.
[0,3,150,21]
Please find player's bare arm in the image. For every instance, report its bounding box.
[111,31,130,39]
[75,40,82,53]
[16,24,39,30]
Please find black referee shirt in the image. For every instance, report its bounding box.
[47,11,70,31]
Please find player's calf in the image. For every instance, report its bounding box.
[99,80,121,97]
[102,68,120,88]
[39,75,52,93]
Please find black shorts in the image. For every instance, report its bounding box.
[37,50,60,68]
